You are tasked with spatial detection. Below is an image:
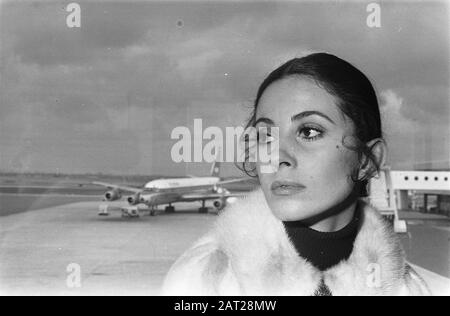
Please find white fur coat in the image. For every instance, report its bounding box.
[162,187,430,296]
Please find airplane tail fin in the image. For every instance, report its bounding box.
[210,160,221,177]
[210,149,222,177]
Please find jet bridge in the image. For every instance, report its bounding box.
[366,167,450,233]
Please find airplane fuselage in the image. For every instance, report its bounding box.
[139,192,180,206]
[128,177,222,206]
[144,177,220,192]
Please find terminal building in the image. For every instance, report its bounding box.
[371,160,450,218]
[406,161,450,217]
[366,161,450,233]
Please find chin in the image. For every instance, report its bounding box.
[267,198,318,222]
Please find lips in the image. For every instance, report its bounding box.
[270,180,306,196]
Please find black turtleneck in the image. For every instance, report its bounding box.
[282,206,361,272]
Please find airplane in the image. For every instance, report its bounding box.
[92,160,250,218]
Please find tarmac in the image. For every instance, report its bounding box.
[0,200,217,295]
[0,198,449,296]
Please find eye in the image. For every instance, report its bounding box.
[297,126,324,142]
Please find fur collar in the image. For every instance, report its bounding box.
[211,187,408,295]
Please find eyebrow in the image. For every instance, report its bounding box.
[255,111,336,126]
[291,111,336,125]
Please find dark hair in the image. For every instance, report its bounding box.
[237,52,384,197]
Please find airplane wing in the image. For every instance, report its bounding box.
[92,181,142,194]
[216,178,250,185]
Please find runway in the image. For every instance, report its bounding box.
[0,196,449,295]
[0,200,218,295]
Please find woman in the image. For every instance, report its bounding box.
[162,53,429,296]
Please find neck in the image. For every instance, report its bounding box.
[310,201,357,232]
[282,203,362,271]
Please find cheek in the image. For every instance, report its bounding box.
[332,145,358,183]
[256,164,275,188]
[306,143,357,186]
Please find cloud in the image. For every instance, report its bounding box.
[380,89,415,135]
[2,1,157,66]
[1,1,448,174]
[396,85,450,124]
[379,89,449,169]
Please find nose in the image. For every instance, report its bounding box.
[278,144,297,170]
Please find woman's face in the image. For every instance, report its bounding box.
[255,76,359,222]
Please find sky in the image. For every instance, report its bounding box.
[0,0,449,176]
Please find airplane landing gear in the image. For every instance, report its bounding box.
[165,204,175,213]
[198,200,208,214]
[149,206,157,216]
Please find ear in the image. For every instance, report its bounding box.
[358,138,388,179]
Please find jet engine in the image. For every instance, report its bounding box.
[127,193,141,205]
[213,199,227,211]
[104,189,122,201]
[213,188,231,211]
